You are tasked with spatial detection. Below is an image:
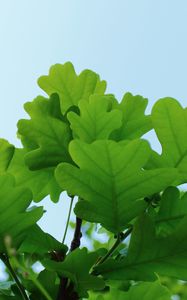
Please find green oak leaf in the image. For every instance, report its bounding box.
[110,93,152,141]
[91,281,171,300]
[17,93,72,170]
[19,225,67,255]
[8,148,61,202]
[55,139,178,233]
[155,186,187,236]
[42,248,105,298]
[0,174,43,252]
[38,62,106,114]
[0,139,15,173]
[0,139,61,202]
[119,281,172,300]
[96,214,187,281]
[29,270,58,300]
[0,296,22,300]
[0,281,14,296]
[146,97,187,182]
[67,95,122,143]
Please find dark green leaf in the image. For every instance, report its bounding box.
[43,248,105,298]
[19,225,67,255]
[29,270,58,300]
[0,296,22,300]
[91,281,171,300]
[155,186,187,235]
[0,281,14,296]
[96,214,187,281]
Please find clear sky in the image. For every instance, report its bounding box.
[0,0,187,243]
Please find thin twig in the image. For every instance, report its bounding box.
[4,252,53,300]
[62,196,74,244]
[0,253,29,300]
[95,227,133,266]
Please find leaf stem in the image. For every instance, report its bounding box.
[0,253,29,300]
[62,196,74,244]
[96,227,132,266]
[13,256,53,300]
[28,272,53,300]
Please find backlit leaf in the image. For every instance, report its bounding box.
[110,93,152,140]
[147,97,187,183]
[38,62,106,114]
[0,174,43,252]
[0,139,14,173]
[17,94,72,170]
[67,95,122,143]
[0,139,61,202]
[56,139,177,233]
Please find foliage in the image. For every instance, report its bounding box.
[0,61,187,299]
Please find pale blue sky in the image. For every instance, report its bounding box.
[0,0,187,243]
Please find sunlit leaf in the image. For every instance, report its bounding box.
[17,94,72,170]
[56,139,177,233]
[38,62,106,114]
[110,93,152,140]
[0,139,61,202]
[0,139,14,173]
[147,97,187,183]
[68,95,122,142]
[0,174,43,252]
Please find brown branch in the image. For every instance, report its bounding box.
[70,217,82,252]
[56,278,78,300]
[56,217,82,300]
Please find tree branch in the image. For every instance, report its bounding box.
[70,217,82,252]
[56,217,82,300]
